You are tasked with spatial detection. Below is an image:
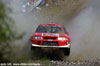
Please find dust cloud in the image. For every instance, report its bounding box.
[9,0,50,54]
[68,0,100,61]
[4,0,100,61]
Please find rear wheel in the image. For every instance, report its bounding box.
[63,48,70,56]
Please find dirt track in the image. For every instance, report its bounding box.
[3,0,100,63]
[48,59,100,66]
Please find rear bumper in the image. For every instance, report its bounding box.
[31,43,71,48]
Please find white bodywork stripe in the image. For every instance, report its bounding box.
[32,43,70,48]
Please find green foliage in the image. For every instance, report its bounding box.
[0,1,15,42]
[0,0,20,62]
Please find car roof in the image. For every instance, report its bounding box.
[39,23,64,27]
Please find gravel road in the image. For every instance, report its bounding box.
[3,0,100,65]
[48,59,100,66]
[32,59,99,66]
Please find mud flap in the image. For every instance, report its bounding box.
[31,46,43,60]
[63,48,70,56]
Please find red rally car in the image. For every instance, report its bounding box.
[30,23,71,56]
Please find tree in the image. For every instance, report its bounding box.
[0,0,17,62]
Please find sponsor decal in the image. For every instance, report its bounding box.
[43,34,59,36]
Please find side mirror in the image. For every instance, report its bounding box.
[67,32,69,35]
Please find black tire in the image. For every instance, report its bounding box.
[63,48,70,56]
[30,46,42,60]
[30,46,36,59]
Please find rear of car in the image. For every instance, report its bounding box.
[30,23,71,56]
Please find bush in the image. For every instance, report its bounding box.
[0,0,18,63]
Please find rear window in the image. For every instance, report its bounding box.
[36,26,66,33]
